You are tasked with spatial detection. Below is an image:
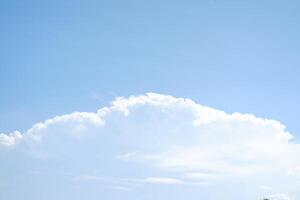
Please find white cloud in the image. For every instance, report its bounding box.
[112,186,131,191]
[183,172,223,181]
[73,174,186,190]
[0,93,299,199]
[267,193,291,200]
[74,175,105,182]
[261,185,273,190]
[142,177,186,185]
[0,131,22,147]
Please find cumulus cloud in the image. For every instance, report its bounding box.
[0,93,299,199]
[0,131,22,147]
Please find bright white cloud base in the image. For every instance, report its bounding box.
[0,93,299,200]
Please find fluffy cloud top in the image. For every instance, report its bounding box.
[0,93,299,200]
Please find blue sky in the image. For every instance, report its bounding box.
[1,0,300,199]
